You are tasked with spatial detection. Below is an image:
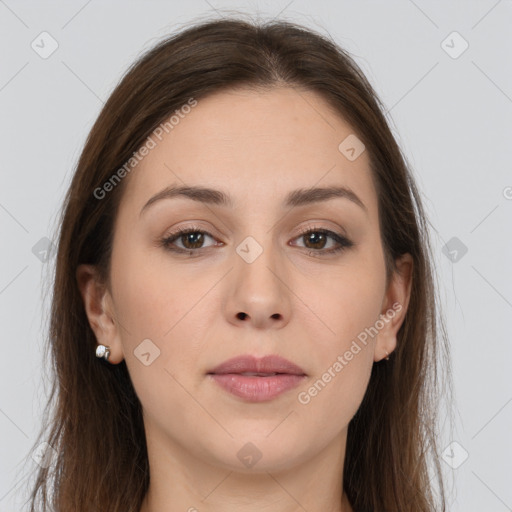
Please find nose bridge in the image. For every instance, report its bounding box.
[234,231,281,289]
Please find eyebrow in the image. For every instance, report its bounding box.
[139,183,367,217]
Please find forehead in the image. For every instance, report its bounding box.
[118,86,377,220]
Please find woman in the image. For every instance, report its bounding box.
[28,16,452,512]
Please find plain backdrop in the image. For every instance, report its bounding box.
[1,1,511,510]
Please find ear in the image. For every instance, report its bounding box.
[76,264,124,364]
[374,253,413,362]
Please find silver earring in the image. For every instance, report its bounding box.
[95,344,111,362]
[385,350,390,361]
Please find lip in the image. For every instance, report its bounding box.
[208,354,306,376]
[207,354,307,402]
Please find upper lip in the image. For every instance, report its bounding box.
[208,354,306,376]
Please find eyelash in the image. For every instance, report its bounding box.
[158,225,354,257]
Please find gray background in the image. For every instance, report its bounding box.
[1,0,511,510]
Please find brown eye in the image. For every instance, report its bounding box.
[291,228,354,256]
[159,226,353,257]
[160,227,219,253]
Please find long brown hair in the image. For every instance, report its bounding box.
[25,15,452,512]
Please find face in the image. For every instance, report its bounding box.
[78,86,411,474]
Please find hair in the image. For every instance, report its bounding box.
[25,14,452,512]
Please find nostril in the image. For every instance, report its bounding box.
[237,312,248,320]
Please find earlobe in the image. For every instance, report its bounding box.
[76,264,123,364]
[374,253,413,362]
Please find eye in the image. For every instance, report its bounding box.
[158,225,354,257]
[291,227,354,256]
[159,226,220,254]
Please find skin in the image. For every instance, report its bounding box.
[77,86,412,512]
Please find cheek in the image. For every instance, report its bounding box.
[294,284,380,441]
[295,250,385,419]
[111,240,207,339]
[109,243,217,395]
[306,249,386,351]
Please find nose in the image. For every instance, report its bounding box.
[225,236,292,330]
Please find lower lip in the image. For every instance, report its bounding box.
[208,373,306,402]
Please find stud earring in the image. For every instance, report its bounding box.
[95,344,111,362]
[384,350,390,361]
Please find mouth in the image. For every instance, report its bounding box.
[207,354,307,402]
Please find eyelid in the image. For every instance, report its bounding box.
[294,221,346,238]
[161,223,345,243]
[161,224,219,250]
